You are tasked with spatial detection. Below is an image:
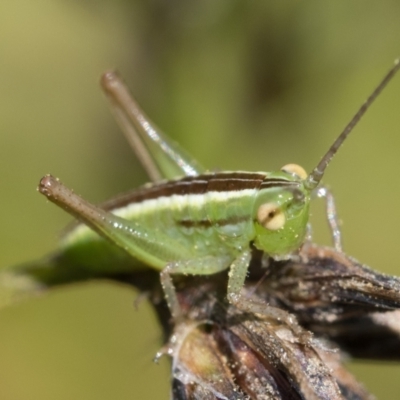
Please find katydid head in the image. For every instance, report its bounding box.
[253,59,400,257]
[252,170,310,257]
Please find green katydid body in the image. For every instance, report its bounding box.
[40,164,311,319]
[63,170,310,272]
[7,60,399,317]
[37,61,400,318]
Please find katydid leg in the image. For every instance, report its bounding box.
[38,175,190,267]
[314,187,342,252]
[101,71,205,181]
[227,250,310,342]
[160,256,230,319]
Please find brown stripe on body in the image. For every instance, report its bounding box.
[259,178,298,190]
[63,172,297,236]
[178,215,249,228]
[101,172,271,211]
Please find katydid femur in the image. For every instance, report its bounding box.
[39,59,400,320]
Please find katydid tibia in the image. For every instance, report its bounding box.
[38,60,400,321]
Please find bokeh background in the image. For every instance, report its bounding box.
[1,1,400,399]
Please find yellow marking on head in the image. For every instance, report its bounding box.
[281,164,307,180]
[257,202,285,231]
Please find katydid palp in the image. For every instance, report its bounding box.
[38,60,400,320]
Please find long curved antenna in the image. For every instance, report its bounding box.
[305,58,400,190]
[100,71,205,182]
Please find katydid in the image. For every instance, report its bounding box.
[38,60,400,320]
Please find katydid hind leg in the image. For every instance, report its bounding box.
[101,71,206,181]
[160,256,230,320]
[38,175,191,267]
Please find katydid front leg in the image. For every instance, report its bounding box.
[315,187,342,252]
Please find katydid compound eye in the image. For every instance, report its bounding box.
[257,203,286,231]
[281,164,307,180]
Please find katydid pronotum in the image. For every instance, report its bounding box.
[38,60,400,322]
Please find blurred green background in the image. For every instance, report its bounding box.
[1,1,400,399]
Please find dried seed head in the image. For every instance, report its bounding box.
[142,244,400,400]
